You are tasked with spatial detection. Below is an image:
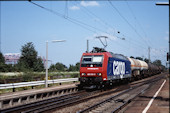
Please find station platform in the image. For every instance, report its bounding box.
[122,75,169,113]
[0,83,77,100]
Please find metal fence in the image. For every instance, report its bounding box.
[0,78,78,90]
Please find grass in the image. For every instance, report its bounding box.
[0,71,80,94]
[0,71,79,83]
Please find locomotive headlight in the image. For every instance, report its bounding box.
[81,73,86,76]
[97,73,102,76]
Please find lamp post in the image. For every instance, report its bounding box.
[155,2,169,5]
[45,40,66,88]
[155,2,169,73]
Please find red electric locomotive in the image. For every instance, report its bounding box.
[79,46,162,89]
[79,47,131,89]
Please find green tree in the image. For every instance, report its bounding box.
[68,64,75,71]
[135,57,143,61]
[49,62,67,71]
[130,56,134,58]
[33,57,44,72]
[75,62,80,71]
[0,52,5,63]
[18,42,44,71]
[49,64,56,71]
[68,62,80,71]
[153,60,162,66]
[144,58,149,63]
[0,52,8,72]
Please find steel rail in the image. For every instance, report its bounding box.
[21,90,99,113]
[19,85,129,113]
[1,73,166,113]
[111,74,168,113]
[1,90,85,113]
[77,74,166,113]
[22,74,166,113]
[0,86,78,110]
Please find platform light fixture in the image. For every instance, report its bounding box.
[45,40,66,88]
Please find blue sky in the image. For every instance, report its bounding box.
[1,1,169,67]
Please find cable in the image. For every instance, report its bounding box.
[65,0,68,18]
[72,1,149,49]
[125,0,153,47]
[73,1,149,53]
[75,1,116,33]
[29,1,99,33]
[108,0,150,47]
[30,1,155,56]
[72,1,137,42]
[29,1,123,41]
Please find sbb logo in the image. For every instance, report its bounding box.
[113,61,125,75]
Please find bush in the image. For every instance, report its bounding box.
[22,72,33,82]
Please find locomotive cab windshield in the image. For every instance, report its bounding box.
[81,55,103,67]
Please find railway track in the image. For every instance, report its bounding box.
[1,90,85,113]
[1,83,129,113]
[18,87,126,113]
[78,73,167,113]
[46,73,166,113]
[78,83,149,113]
[1,73,167,113]
[0,85,78,110]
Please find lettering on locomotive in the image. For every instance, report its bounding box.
[113,61,125,75]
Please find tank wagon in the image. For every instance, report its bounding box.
[79,47,162,89]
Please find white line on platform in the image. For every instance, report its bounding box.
[142,79,166,113]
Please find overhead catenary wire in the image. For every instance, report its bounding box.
[30,1,136,55]
[30,1,149,51]
[72,2,147,52]
[73,1,117,34]
[72,1,148,50]
[30,1,165,62]
[64,0,68,18]
[108,37,148,59]
[125,1,146,36]
[125,1,167,60]
[73,1,136,42]
[29,1,123,41]
[125,1,153,47]
[149,47,167,65]
[29,1,96,33]
[108,0,150,47]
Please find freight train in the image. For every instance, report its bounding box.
[79,47,162,89]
